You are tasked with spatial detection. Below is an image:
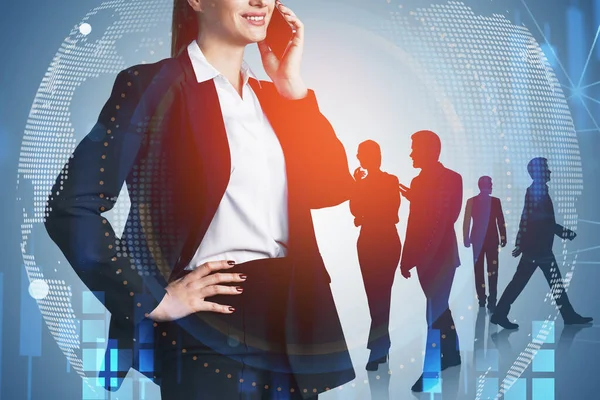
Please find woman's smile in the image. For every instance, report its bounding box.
[241,12,267,27]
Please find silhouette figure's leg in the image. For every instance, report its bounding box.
[486,244,499,306]
[419,268,460,369]
[361,267,394,358]
[473,246,486,306]
[436,268,460,364]
[370,236,400,360]
[538,256,577,318]
[358,233,399,361]
[494,257,537,318]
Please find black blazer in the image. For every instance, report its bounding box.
[515,184,570,259]
[401,162,462,272]
[463,195,507,249]
[45,50,355,395]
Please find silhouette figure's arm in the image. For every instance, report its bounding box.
[398,183,412,201]
[496,198,507,245]
[349,181,366,227]
[44,68,167,329]
[400,177,420,272]
[390,175,401,223]
[419,171,463,268]
[463,198,473,246]
[554,223,576,239]
[514,190,530,249]
[349,173,366,216]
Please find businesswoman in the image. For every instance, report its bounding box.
[45,0,355,398]
[349,140,401,371]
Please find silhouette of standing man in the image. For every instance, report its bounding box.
[399,130,462,392]
[491,158,592,329]
[350,140,401,371]
[463,176,507,311]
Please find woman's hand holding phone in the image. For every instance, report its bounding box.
[148,260,246,322]
[353,167,366,181]
[258,1,308,100]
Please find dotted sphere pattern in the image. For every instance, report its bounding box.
[17,0,581,394]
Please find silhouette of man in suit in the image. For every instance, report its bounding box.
[463,176,507,311]
[399,130,463,392]
[491,157,593,329]
[350,140,401,371]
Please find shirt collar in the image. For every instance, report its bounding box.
[187,40,260,88]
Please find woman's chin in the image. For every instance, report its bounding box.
[246,32,267,44]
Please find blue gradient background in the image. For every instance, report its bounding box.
[1,0,600,399]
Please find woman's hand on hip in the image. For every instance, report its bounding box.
[148,260,246,322]
[258,1,308,100]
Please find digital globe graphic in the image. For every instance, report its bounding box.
[16,0,582,398]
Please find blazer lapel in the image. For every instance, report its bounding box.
[182,78,231,206]
[169,54,231,281]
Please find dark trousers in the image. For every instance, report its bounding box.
[473,242,499,305]
[357,227,401,360]
[417,266,460,370]
[495,254,576,319]
[157,258,318,400]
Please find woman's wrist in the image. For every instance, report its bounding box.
[274,76,308,100]
[147,290,172,322]
[147,299,166,321]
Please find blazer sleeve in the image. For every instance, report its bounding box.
[349,180,366,226]
[399,176,420,270]
[554,223,572,238]
[495,198,507,243]
[281,90,354,209]
[417,171,463,268]
[463,198,473,244]
[44,68,166,330]
[515,190,530,248]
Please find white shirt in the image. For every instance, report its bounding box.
[185,40,289,270]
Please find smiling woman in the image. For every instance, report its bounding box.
[44,0,355,398]
[244,13,267,24]
[173,0,272,59]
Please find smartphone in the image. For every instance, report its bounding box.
[265,6,295,59]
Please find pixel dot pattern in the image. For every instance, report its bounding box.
[18,0,173,389]
[380,0,579,397]
[17,0,581,395]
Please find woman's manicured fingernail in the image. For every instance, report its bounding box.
[236,286,244,292]
[229,306,235,312]
[239,274,247,280]
[227,260,236,265]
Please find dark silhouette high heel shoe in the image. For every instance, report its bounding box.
[366,353,388,371]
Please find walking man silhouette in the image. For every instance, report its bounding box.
[491,158,593,329]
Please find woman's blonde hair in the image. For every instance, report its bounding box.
[171,0,199,58]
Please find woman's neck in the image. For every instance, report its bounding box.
[197,33,246,95]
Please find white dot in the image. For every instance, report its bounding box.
[29,279,50,300]
[79,23,92,36]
